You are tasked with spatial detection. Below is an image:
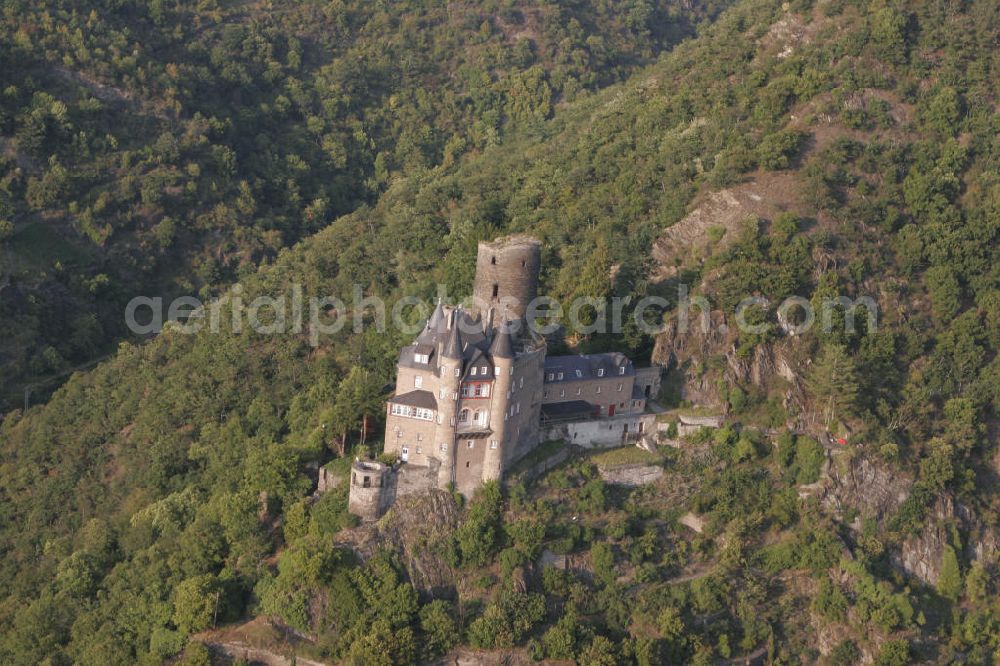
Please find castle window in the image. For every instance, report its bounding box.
[560,389,565,397]
[576,388,582,396]
[417,433,423,441]
[416,446,422,453]
[492,284,499,299]
[596,386,602,394]
[617,383,623,391]
[475,410,486,425]
[495,367,501,376]
[414,375,423,388]
[490,440,498,449]
[491,256,496,265]
[466,461,470,468]
[521,259,526,267]
[459,409,470,422]
[467,441,474,449]
[440,443,448,452]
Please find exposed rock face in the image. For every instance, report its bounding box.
[652,310,806,418]
[336,489,459,597]
[893,495,953,586]
[893,495,1000,586]
[822,454,912,522]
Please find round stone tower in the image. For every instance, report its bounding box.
[348,459,391,521]
[435,310,462,489]
[471,236,542,328]
[482,322,515,481]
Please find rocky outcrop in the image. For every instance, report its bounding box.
[893,495,953,585]
[821,454,912,523]
[335,489,460,597]
[892,494,1000,586]
[652,311,807,418]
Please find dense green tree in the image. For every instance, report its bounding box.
[807,344,859,426]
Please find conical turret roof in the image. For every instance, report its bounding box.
[442,313,463,359]
[489,319,514,359]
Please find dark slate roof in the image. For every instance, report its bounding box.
[631,384,646,400]
[462,346,495,381]
[442,318,463,359]
[543,353,634,382]
[387,390,438,410]
[399,305,491,373]
[541,400,595,419]
[489,320,514,359]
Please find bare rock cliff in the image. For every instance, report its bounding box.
[336,489,460,597]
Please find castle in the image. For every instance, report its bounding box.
[348,236,660,518]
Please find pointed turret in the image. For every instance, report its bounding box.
[426,300,445,331]
[442,311,463,359]
[489,319,514,359]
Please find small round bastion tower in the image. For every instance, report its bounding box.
[471,235,542,328]
[348,459,391,521]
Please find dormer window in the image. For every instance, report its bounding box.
[415,353,429,364]
[575,369,582,378]
[557,372,563,380]
[481,365,487,374]
[619,366,625,375]
[547,373,554,381]
[471,366,478,376]
[597,368,605,377]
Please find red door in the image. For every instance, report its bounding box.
[608,404,616,417]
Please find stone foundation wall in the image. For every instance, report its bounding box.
[598,463,664,486]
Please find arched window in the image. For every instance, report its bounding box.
[459,409,470,422]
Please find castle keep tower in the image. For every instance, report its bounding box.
[471,236,542,328]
